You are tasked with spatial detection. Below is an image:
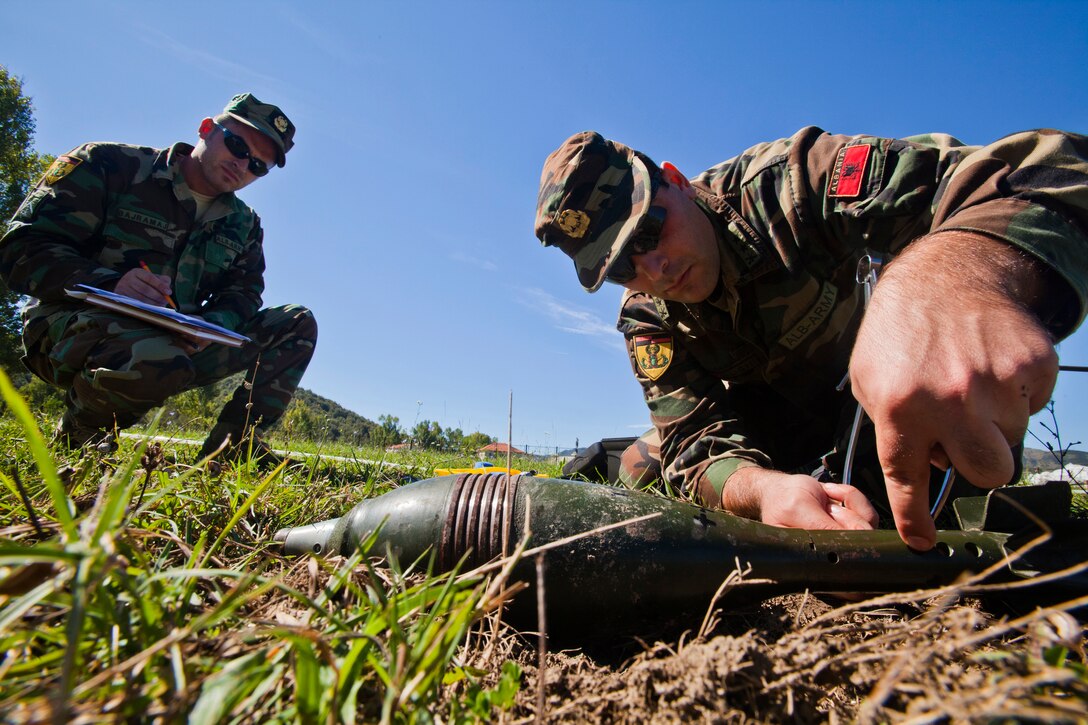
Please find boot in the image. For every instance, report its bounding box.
[199,423,284,470]
[52,412,118,454]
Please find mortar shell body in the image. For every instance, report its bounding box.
[275,474,1022,632]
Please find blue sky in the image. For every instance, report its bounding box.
[4,0,1087,454]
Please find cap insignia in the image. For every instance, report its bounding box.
[555,209,590,238]
[274,115,289,133]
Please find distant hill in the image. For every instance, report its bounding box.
[1023,446,1088,470]
[288,387,378,442]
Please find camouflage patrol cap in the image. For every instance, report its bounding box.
[534,131,658,292]
[223,93,295,167]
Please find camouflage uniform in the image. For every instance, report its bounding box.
[0,97,316,447]
[537,127,1088,512]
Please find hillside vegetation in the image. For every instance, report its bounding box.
[1024,445,1088,470]
[5,369,496,454]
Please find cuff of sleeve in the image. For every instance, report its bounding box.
[703,458,760,505]
[937,198,1088,333]
[73,268,123,292]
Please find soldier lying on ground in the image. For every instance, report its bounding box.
[534,127,1088,550]
[0,93,317,465]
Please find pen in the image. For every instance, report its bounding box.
[138,261,178,310]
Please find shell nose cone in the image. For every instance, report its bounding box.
[273,519,341,556]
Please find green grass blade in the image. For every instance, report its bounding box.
[287,632,322,722]
[58,555,94,717]
[0,368,74,538]
[198,463,284,569]
[91,410,168,540]
[188,650,265,725]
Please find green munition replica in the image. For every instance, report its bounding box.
[274,474,1088,636]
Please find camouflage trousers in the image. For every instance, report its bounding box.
[22,304,317,435]
[618,428,663,489]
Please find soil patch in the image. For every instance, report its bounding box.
[496,592,1087,723]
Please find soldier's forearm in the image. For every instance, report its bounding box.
[890,230,1076,336]
[718,465,768,519]
[0,231,123,300]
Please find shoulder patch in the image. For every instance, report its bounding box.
[42,155,82,186]
[828,144,870,198]
[633,334,673,380]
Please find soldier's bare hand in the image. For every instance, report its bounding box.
[849,231,1058,550]
[723,467,877,531]
[115,267,175,306]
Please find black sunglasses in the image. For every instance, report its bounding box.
[605,204,668,284]
[214,123,270,177]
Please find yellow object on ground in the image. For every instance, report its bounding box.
[434,465,521,476]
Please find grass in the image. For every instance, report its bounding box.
[0,370,534,723]
[2,368,1086,722]
[126,425,566,482]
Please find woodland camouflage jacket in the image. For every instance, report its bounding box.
[617,126,1088,506]
[0,141,266,353]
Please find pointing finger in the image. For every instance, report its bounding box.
[875,429,937,550]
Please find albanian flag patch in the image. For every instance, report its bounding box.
[828,144,870,198]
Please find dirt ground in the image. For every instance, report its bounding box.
[480,590,1088,723]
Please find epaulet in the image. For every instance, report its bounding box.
[693,188,777,284]
[617,290,669,335]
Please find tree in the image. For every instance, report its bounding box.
[463,431,496,453]
[0,67,53,374]
[411,419,443,450]
[282,399,318,440]
[443,426,465,452]
[373,414,403,448]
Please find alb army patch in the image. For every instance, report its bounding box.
[43,155,82,185]
[828,144,870,198]
[633,334,673,380]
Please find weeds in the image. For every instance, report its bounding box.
[0,370,523,722]
[2,370,1084,722]
[1029,401,1085,493]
